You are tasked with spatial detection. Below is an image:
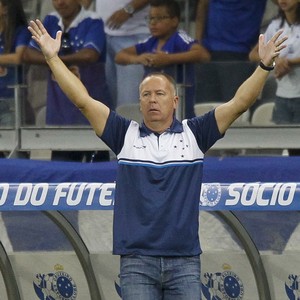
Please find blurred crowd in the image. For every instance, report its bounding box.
[1,0,299,161]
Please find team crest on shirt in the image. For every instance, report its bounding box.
[200,183,222,207]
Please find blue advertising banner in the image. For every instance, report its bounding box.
[0,182,298,211]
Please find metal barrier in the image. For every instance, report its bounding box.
[0,241,20,300]
[1,180,287,299]
[44,211,104,300]
[0,210,271,300]
[217,211,271,300]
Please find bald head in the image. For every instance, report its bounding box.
[139,72,177,97]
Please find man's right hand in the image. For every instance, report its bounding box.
[28,19,61,62]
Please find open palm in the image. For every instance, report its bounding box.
[28,19,62,61]
[258,30,287,66]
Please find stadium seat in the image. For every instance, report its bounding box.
[194,102,223,116]
[251,103,275,126]
[194,102,250,126]
[116,103,143,123]
[26,65,48,126]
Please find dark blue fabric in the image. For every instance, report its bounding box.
[0,158,117,183]
[0,156,300,252]
[0,26,31,98]
[0,159,118,251]
[1,156,298,183]
[202,0,267,54]
[203,156,300,183]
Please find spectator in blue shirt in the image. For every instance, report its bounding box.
[115,0,210,118]
[0,0,30,126]
[195,0,268,104]
[23,0,112,161]
[23,0,111,126]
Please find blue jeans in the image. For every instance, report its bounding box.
[272,96,300,124]
[106,34,148,109]
[120,255,202,300]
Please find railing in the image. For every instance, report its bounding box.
[0,156,300,299]
[1,61,300,158]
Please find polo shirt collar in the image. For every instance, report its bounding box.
[140,118,183,137]
[57,7,87,32]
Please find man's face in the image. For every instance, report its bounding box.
[139,75,178,128]
[52,0,81,19]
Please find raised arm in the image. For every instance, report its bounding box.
[215,30,287,134]
[27,19,109,137]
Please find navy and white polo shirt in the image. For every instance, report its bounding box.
[101,110,223,256]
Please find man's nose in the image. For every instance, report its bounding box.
[149,94,157,102]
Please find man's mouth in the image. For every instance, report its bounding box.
[149,108,159,112]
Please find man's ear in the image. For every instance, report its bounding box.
[173,95,179,109]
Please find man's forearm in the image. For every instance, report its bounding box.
[215,66,270,134]
[234,66,270,111]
